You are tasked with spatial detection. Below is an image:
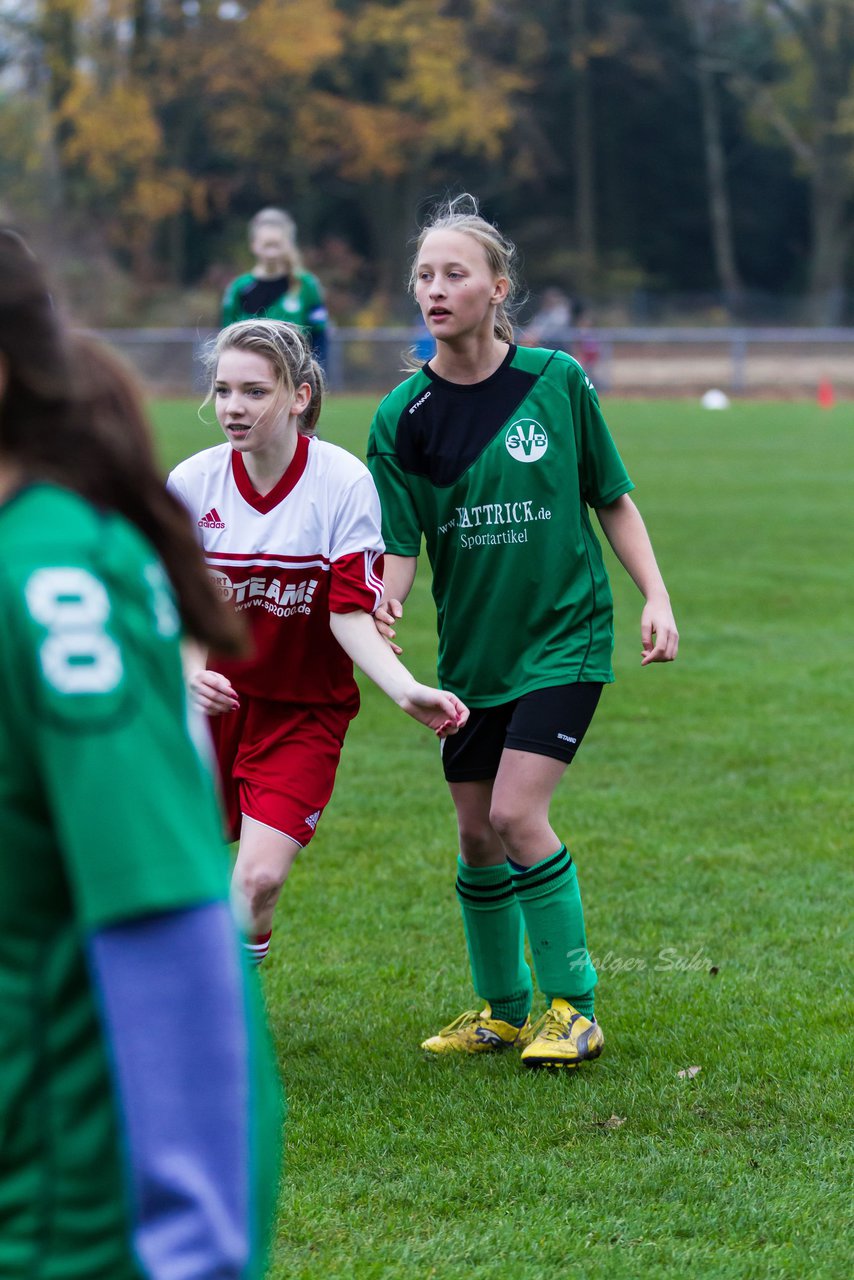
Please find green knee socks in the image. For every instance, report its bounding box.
[510,845,597,1020]
[455,858,533,1025]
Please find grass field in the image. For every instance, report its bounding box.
[152,396,853,1279]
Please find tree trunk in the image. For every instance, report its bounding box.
[804,10,853,325]
[130,0,152,77]
[807,160,851,324]
[767,1,854,321]
[358,171,423,316]
[570,0,597,294]
[41,0,76,195]
[697,55,744,311]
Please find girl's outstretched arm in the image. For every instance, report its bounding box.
[182,639,240,715]
[373,553,418,654]
[595,494,679,665]
[330,607,467,736]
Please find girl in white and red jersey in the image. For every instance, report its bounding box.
[168,319,468,964]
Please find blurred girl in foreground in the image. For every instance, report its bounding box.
[0,229,280,1280]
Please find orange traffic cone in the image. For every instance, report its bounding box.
[817,377,835,408]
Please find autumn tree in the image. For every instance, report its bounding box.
[6,1,343,278]
[729,0,854,321]
[291,0,527,303]
[1,0,849,319]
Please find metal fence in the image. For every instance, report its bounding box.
[98,326,854,397]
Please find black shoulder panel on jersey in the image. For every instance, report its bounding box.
[238,275,291,314]
[393,348,551,488]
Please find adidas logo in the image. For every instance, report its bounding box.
[305,810,321,831]
[198,507,226,529]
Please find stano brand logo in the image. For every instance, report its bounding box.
[505,419,548,462]
[408,389,432,414]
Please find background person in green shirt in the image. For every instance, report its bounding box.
[0,230,282,1279]
[368,196,679,1070]
[222,206,329,368]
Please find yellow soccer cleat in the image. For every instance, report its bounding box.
[519,998,604,1069]
[421,1004,532,1055]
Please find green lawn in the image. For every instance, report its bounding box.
[152,396,853,1279]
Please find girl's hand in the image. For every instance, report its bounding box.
[401,685,469,737]
[374,598,404,655]
[190,670,240,716]
[641,596,679,665]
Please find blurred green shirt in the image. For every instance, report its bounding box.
[0,484,281,1279]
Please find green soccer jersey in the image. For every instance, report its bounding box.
[0,484,280,1278]
[221,269,327,330]
[367,345,634,706]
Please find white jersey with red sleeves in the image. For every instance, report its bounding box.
[168,434,385,706]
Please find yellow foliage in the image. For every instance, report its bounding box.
[126,171,186,223]
[35,0,534,249]
[44,0,90,21]
[343,0,527,167]
[56,67,203,230]
[60,73,162,186]
[243,0,343,75]
[400,42,524,158]
[776,34,815,121]
[296,94,419,181]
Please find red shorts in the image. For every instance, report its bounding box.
[208,694,358,846]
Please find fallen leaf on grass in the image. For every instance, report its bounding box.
[596,1114,626,1129]
[677,1065,702,1079]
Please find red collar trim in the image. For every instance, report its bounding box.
[231,435,310,513]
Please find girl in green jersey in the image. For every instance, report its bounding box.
[369,196,679,1068]
[0,230,281,1278]
[222,206,329,367]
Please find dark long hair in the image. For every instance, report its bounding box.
[0,229,242,653]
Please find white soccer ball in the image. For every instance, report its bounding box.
[700,388,730,410]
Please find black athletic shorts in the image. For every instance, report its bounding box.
[440,682,604,783]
